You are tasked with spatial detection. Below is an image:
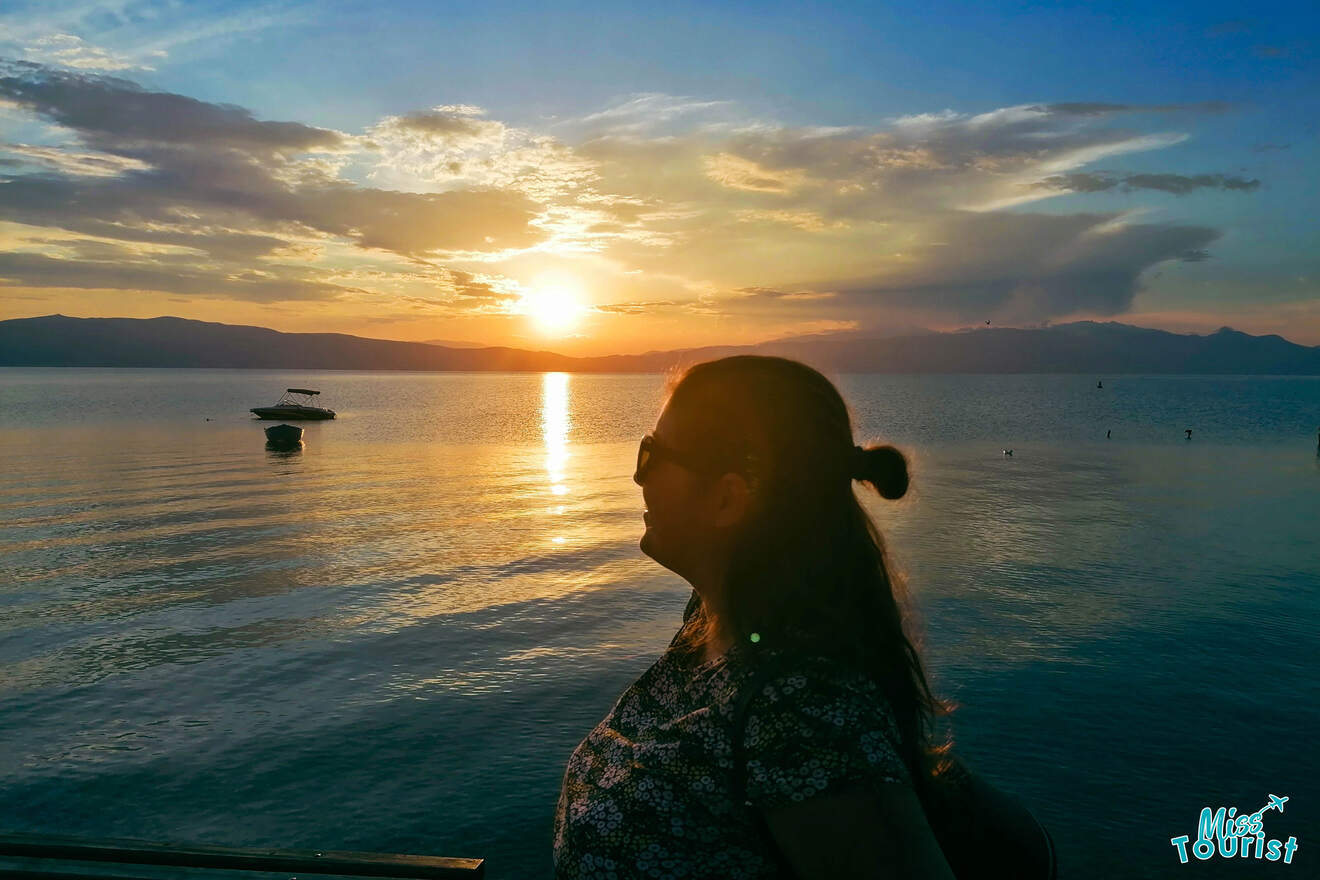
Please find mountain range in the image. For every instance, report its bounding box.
[2,314,1318,374]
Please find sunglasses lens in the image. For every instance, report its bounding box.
[636,438,652,479]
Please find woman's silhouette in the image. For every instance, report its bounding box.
[553,356,1052,879]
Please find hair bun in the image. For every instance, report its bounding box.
[854,444,908,500]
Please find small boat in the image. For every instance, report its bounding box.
[250,388,336,420]
[264,424,304,446]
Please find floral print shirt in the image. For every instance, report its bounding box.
[552,608,911,879]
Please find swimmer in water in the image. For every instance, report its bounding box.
[1185,429,1193,440]
[1106,429,1111,439]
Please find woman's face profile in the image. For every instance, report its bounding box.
[635,402,716,581]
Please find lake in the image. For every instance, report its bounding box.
[1,368,1316,878]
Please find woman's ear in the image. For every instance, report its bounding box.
[710,471,753,529]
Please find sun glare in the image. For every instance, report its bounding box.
[520,284,584,334]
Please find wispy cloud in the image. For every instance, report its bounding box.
[0,0,311,69]
[570,93,737,136]
[22,33,160,71]
[1025,101,1234,116]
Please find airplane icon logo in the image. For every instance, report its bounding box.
[1245,793,1290,823]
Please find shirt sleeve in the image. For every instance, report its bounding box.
[741,660,912,810]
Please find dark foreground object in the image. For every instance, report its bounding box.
[730,655,1056,880]
[263,423,304,445]
[921,760,1057,880]
[0,832,483,878]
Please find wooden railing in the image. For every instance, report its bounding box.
[0,832,483,878]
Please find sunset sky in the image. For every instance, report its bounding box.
[1,0,1316,355]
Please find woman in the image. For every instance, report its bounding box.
[553,356,1050,879]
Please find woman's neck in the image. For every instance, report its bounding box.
[684,576,734,663]
[702,632,733,664]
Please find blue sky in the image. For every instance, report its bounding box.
[1,0,1316,353]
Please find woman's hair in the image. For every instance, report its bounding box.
[664,355,954,790]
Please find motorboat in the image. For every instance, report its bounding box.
[250,388,336,420]
[264,424,304,446]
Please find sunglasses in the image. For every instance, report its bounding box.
[634,434,716,483]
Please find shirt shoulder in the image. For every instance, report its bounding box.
[737,651,912,810]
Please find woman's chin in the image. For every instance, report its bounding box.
[639,529,667,567]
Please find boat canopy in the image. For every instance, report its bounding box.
[286,388,320,395]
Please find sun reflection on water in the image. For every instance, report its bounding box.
[542,373,571,543]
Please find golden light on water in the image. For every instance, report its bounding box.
[542,372,571,546]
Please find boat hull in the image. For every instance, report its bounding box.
[264,424,304,446]
[250,406,336,420]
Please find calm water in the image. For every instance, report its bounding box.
[1,369,1316,879]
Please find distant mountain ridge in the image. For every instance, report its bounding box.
[2,314,1318,374]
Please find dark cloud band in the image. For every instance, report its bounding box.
[1036,172,1260,195]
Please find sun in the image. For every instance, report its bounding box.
[520,284,584,334]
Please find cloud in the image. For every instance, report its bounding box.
[366,104,598,205]
[604,212,1219,329]
[0,68,1255,334]
[579,102,1200,234]
[0,1,314,69]
[733,286,836,302]
[593,298,694,315]
[371,105,505,148]
[569,92,736,137]
[0,62,547,305]
[1036,172,1261,195]
[703,153,805,193]
[733,209,841,231]
[0,60,348,154]
[0,249,357,302]
[23,33,156,71]
[367,267,525,315]
[1,141,151,176]
[664,107,1200,216]
[818,213,1220,323]
[1026,101,1234,116]
[571,100,1237,326]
